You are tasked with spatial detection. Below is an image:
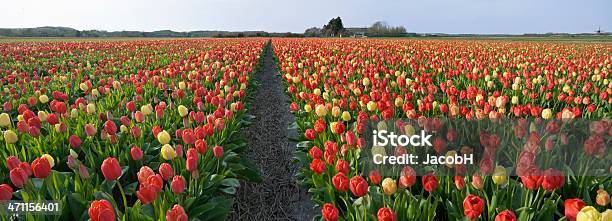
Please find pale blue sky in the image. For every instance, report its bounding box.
[1,0,610,34]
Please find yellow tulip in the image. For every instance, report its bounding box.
[492,166,508,185]
[577,206,600,221]
[366,101,377,111]
[161,144,176,160]
[382,178,397,195]
[601,210,612,221]
[120,125,128,133]
[3,130,18,144]
[37,111,48,122]
[0,113,11,127]
[341,111,351,122]
[71,108,79,118]
[39,94,49,103]
[404,124,415,136]
[542,108,553,119]
[141,104,153,115]
[315,104,327,117]
[86,103,96,114]
[178,105,188,117]
[304,104,312,113]
[157,130,171,145]
[79,83,89,91]
[394,97,403,107]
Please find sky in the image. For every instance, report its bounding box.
[1,0,610,34]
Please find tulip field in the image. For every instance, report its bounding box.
[0,37,610,221]
[0,38,267,220]
[273,38,611,221]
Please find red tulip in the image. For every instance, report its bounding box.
[463,194,484,220]
[9,167,28,188]
[310,158,326,174]
[309,146,323,159]
[332,173,349,191]
[541,168,564,191]
[130,146,143,161]
[321,203,339,221]
[101,157,121,181]
[212,146,223,158]
[369,170,382,185]
[171,175,186,194]
[126,101,136,112]
[335,159,349,175]
[31,157,51,178]
[349,175,369,197]
[454,176,465,190]
[158,163,174,181]
[186,148,198,172]
[69,135,82,148]
[195,139,207,154]
[520,175,542,190]
[305,129,316,140]
[104,120,117,135]
[564,198,586,221]
[5,156,21,170]
[166,204,188,221]
[377,207,397,221]
[422,174,438,192]
[88,200,115,221]
[495,210,516,221]
[0,184,13,200]
[399,166,416,188]
[137,183,158,204]
[137,166,155,183]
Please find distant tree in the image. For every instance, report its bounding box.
[304,27,322,37]
[322,17,345,37]
[368,21,406,37]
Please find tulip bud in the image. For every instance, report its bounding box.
[597,189,610,206]
[472,175,484,190]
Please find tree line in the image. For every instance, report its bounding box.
[0,27,304,38]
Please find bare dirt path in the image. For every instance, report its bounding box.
[229,42,316,221]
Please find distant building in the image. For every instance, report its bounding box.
[345,27,368,38]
